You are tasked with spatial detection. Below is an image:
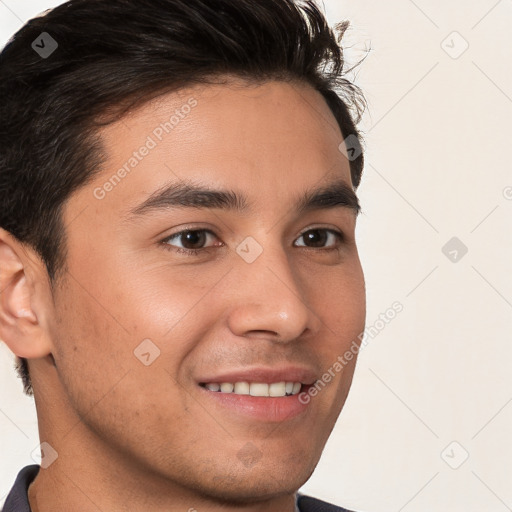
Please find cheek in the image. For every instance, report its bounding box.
[308,261,365,406]
[51,283,133,409]
[111,258,223,331]
[50,279,198,444]
[316,260,366,339]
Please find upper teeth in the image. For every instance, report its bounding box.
[204,381,302,397]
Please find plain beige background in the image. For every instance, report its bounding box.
[1,1,512,511]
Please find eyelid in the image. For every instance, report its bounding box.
[297,224,345,239]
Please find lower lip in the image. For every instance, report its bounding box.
[198,385,313,422]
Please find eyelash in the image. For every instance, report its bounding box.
[160,227,345,256]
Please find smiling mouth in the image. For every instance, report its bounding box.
[199,381,305,397]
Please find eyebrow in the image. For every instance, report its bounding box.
[124,178,361,220]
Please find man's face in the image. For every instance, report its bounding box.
[45,79,366,501]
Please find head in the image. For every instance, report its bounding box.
[0,0,366,505]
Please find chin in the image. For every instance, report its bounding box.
[194,471,308,506]
[182,453,318,506]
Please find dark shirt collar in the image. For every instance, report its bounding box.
[2,465,39,512]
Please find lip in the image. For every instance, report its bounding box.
[196,366,317,385]
[198,383,315,422]
[195,366,317,423]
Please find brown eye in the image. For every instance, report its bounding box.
[295,229,344,249]
[162,229,220,254]
[177,230,208,249]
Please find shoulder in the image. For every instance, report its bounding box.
[297,493,357,512]
[2,465,40,512]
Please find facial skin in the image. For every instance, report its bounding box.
[0,78,365,512]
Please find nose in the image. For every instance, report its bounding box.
[225,242,322,343]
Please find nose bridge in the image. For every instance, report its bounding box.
[226,236,320,341]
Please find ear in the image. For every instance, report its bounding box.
[0,228,54,358]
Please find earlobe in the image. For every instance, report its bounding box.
[0,228,53,359]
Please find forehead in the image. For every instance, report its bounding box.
[74,79,354,220]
